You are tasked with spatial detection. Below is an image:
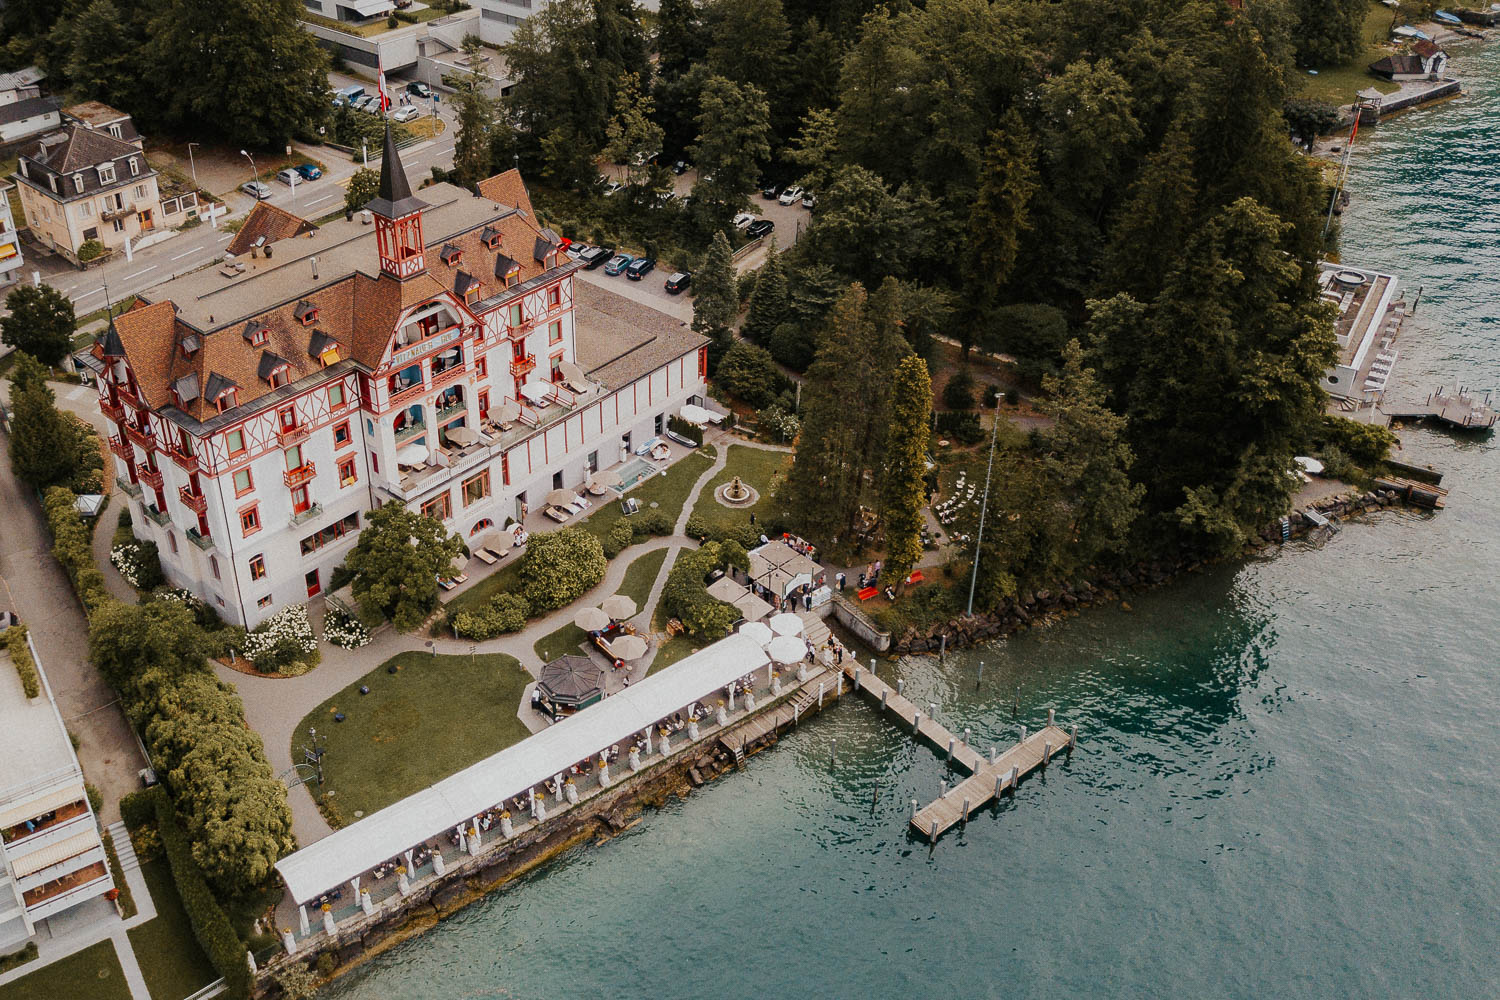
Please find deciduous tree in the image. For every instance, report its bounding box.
[2,284,75,368]
[346,503,464,630]
[344,168,379,214]
[519,526,607,611]
[688,76,771,232]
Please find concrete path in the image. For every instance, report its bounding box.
[90,502,140,605]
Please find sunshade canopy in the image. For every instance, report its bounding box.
[679,403,724,425]
[767,635,807,664]
[545,488,579,507]
[732,591,773,621]
[445,425,478,446]
[495,401,520,424]
[738,621,773,647]
[769,612,804,637]
[607,634,648,660]
[601,595,638,620]
[520,381,552,405]
[396,443,428,467]
[573,606,611,631]
[706,577,747,603]
[538,655,605,705]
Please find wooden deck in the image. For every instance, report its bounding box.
[840,662,1076,841]
[1385,387,1497,430]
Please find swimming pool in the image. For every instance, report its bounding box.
[612,457,661,493]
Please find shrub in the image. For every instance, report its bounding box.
[4,625,40,698]
[1317,415,1396,467]
[935,410,984,445]
[110,539,163,590]
[243,605,319,673]
[452,593,530,639]
[519,527,606,611]
[604,519,633,559]
[756,403,800,443]
[76,239,106,262]
[101,828,138,918]
[85,782,103,814]
[322,608,371,649]
[685,513,761,549]
[630,509,673,540]
[943,367,976,410]
[0,942,38,974]
[715,341,783,409]
[667,414,704,446]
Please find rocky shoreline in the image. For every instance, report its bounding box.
[891,487,1424,655]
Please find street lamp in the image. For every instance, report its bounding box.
[965,390,1005,617]
[187,142,199,185]
[239,149,259,191]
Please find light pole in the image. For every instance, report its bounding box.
[966,390,1005,617]
[239,149,260,192]
[187,142,199,185]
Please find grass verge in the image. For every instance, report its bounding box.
[1292,2,1402,105]
[686,445,790,538]
[291,650,532,820]
[0,940,130,1000]
[532,546,668,661]
[127,859,218,1000]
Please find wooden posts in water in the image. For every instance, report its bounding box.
[897,679,905,698]
[939,779,948,799]
[939,634,947,660]
[1069,724,1078,751]
[946,736,956,761]
[853,667,861,691]
[913,709,922,733]
[961,797,971,827]
[881,688,889,710]
[1047,708,1055,727]
[1042,742,1052,769]
[976,659,983,691]
[962,727,971,748]
[911,798,919,818]
[830,738,837,766]
[818,681,825,709]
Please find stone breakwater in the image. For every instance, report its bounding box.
[891,488,1425,656]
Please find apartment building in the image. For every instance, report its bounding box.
[0,181,23,286]
[87,129,707,627]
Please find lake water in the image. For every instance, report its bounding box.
[325,43,1500,999]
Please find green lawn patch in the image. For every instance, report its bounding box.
[687,445,790,538]
[291,650,532,820]
[645,632,705,675]
[127,859,218,1000]
[446,449,715,619]
[0,940,130,1000]
[533,547,668,661]
[1293,2,1402,105]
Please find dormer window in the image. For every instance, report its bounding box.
[309,330,341,367]
[179,334,200,358]
[494,254,520,285]
[98,162,115,184]
[259,351,291,388]
[267,366,290,389]
[215,388,238,413]
[465,283,481,303]
[440,244,462,266]
[293,300,318,326]
[243,321,270,347]
[482,226,502,249]
[108,124,122,139]
[73,173,84,194]
[129,157,139,176]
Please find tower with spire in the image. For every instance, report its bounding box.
[366,125,429,280]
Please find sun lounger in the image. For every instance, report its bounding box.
[543,505,571,523]
[473,548,497,565]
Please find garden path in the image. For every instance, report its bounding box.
[90,501,140,605]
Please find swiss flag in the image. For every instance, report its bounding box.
[377,60,390,113]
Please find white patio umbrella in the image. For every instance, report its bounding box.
[545,488,580,507]
[573,606,611,631]
[609,634,648,660]
[495,401,520,425]
[768,612,804,637]
[445,425,479,447]
[589,468,622,489]
[480,531,510,553]
[766,635,806,665]
[738,621,773,648]
[396,443,428,467]
[601,594,637,620]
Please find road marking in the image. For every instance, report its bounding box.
[170,247,204,261]
[123,266,158,280]
[303,194,334,208]
[218,234,234,242]
[72,287,104,300]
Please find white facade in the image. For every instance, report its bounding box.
[0,182,22,286]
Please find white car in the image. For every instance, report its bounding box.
[732,212,756,230]
[391,105,420,123]
[566,242,592,261]
[778,185,804,206]
[602,181,623,198]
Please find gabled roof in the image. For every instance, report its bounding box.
[204,372,237,401]
[475,168,536,218]
[308,329,340,358]
[365,125,427,220]
[0,67,44,92]
[23,124,140,176]
[452,270,479,297]
[179,333,200,354]
[1412,39,1441,58]
[0,95,60,129]
[242,319,270,342]
[480,225,501,246]
[439,243,462,264]
[1371,54,1425,76]
[494,253,519,280]
[257,351,290,380]
[227,202,318,258]
[172,373,200,403]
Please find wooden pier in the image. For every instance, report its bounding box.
[840,663,1074,842]
[1384,387,1497,431]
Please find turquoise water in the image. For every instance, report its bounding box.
[326,45,1500,999]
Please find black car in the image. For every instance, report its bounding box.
[664,271,691,294]
[761,183,779,199]
[581,246,614,269]
[625,257,656,281]
[746,219,775,239]
[671,160,689,175]
[406,81,432,99]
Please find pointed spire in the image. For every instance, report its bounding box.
[365,124,428,220]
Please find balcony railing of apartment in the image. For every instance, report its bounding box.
[136,465,163,491]
[435,400,464,423]
[283,462,316,490]
[143,504,171,526]
[503,396,541,427]
[509,354,536,378]
[118,479,141,498]
[430,361,467,391]
[186,526,214,551]
[100,203,136,222]
[178,485,208,514]
[389,380,425,408]
[100,398,125,422]
[124,424,156,450]
[506,318,535,340]
[22,861,108,909]
[394,422,427,445]
[107,434,132,463]
[276,423,310,447]
[167,445,198,473]
[290,503,324,527]
[0,800,89,847]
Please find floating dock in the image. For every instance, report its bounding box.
[840,663,1074,841]
[1384,386,1497,431]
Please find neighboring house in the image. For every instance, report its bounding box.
[0,182,23,287]
[1370,40,1448,81]
[0,631,113,948]
[0,67,45,105]
[0,67,60,147]
[10,104,197,267]
[83,130,708,628]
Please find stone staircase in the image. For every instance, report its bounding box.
[106,821,141,874]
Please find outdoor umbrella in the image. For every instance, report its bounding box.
[767,635,806,665]
[496,401,520,425]
[520,381,552,406]
[538,655,605,707]
[732,591,773,622]
[601,594,638,620]
[574,606,611,631]
[480,531,510,553]
[738,621,774,647]
[769,612,804,637]
[706,577,747,603]
[609,634,648,660]
[445,425,479,447]
[589,468,622,491]
[545,488,580,507]
[396,443,428,467]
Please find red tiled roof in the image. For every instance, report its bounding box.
[475,169,535,218]
[227,202,319,258]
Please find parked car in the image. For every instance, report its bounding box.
[240,180,272,200]
[801,192,817,209]
[746,219,774,239]
[581,246,614,269]
[274,168,300,186]
[664,271,692,294]
[406,81,433,99]
[566,242,592,261]
[330,91,345,108]
[761,183,779,199]
[671,160,689,175]
[354,95,380,114]
[625,257,656,280]
[778,185,804,206]
[336,85,365,106]
[295,164,323,181]
[604,253,635,276]
[732,212,756,230]
[391,105,420,123]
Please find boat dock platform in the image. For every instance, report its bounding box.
[839,663,1075,842]
[1384,386,1497,431]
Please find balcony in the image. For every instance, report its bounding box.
[283,462,316,489]
[143,504,171,526]
[276,423,310,447]
[389,380,425,408]
[100,201,136,222]
[430,361,467,390]
[137,465,163,491]
[107,434,132,463]
[290,503,324,527]
[509,354,536,378]
[100,398,125,422]
[124,424,156,451]
[186,527,214,551]
[118,478,141,499]
[394,422,427,445]
[178,485,207,514]
[168,446,198,474]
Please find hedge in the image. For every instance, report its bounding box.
[667,414,703,446]
[144,785,253,1000]
[451,592,530,640]
[3,625,40,698]
[100,827,137,919]
[43,486,110,613]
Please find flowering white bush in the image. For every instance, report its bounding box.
[109,542,151,588]
[155,587,203,611]
[322,609,371,649]
[243,604,318,672]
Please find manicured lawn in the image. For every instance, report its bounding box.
[446,449,716,619]
[645,632,706,676]
[1293,2,1401,106]
[687,445,791,538]
[291,650,532,820]
[0,940,130,1000]
[533,547,668,661]
[127,860,217,1000]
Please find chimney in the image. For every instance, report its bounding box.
[311,256,319,280]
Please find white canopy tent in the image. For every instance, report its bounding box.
[274,634,771,906]
[678,404,725,426]
[519,381,553,407]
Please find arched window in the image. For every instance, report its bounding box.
[469,518,494,536]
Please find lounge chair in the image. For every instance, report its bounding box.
[543,505,571,523]
[473,548,497,565]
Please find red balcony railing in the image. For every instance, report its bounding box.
[276,423,310,447]
[388,380,425,408]
[124,424,156,450]
[107,435,132,462]
[509,354,535,378]
[100,398,125,422]
[168,446,198,473]
[283,462,316,489]
[431,361,466,390]
[178,485,208,514]
[137,465,163,491]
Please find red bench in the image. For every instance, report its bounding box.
[905,570,924,586]
[857,586,879,601]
